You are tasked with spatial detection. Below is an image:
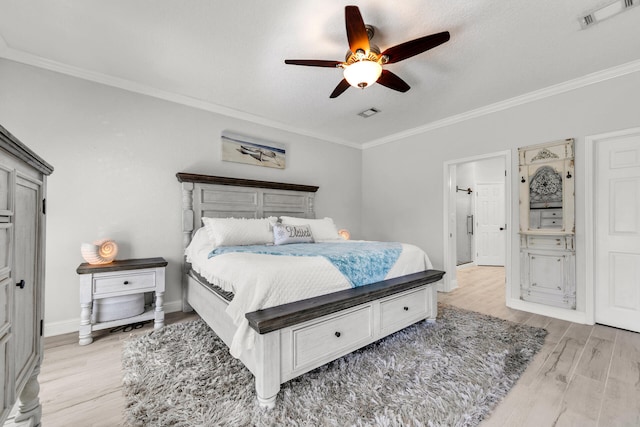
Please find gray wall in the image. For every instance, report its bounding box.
[0,59,362,335]
[362,70,640,315]
[3,54,639,334]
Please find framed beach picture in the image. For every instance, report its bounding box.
[221,131,286,169]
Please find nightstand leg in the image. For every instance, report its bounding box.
[154,291,164,329]
[78,302,93,345]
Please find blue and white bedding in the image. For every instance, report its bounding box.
[186,228,433,358]
[209,241,404,288]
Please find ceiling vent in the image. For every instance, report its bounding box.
[580,0,638,29]
[358,108,380,118]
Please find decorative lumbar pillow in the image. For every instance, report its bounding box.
[273,223,314,245]
[280,216,341,241]
[202,217,277,247]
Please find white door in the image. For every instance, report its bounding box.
[595,132,640,332]
[475,183,505,266]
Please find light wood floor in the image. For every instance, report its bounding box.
[39,311,199,427]
[441,266,640,427]
[39,267,640,426]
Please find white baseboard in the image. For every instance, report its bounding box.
[437,280,458,292]
[506,298,592,325]
[456,262,477,270]
[44,318,80,338]
[43,299,184,337]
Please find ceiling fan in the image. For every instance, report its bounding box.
[284,5,450,98]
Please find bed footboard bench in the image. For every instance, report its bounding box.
[244,269,445,407]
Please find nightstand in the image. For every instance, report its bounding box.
[77,257,167,345]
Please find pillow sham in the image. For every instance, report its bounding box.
[273,223,314,245]
[280,216,341,241]
[202,216,277,247]
[184,227,212,262]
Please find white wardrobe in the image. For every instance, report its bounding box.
[0,125,52,426]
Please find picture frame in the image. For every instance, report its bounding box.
[221,131,286,169]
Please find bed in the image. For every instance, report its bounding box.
[177,172,445,407]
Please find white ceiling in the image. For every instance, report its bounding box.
[1,1,639,148]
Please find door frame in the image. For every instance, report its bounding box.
[442,150,511,293]
[584,126,640,325]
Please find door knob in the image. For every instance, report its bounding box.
[16,279,25,289]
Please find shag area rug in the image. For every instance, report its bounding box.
[122,305,546,427]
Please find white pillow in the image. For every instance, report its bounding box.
[184,227,213,262]
[202,217,277,247]
[273,223,314,245]
[280,216,341,241]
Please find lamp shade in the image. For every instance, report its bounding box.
[343,60,382,88]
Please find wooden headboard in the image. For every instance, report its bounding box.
[176,173,319,249]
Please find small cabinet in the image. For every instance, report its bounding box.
[518,139,576,309]
[520,237,576,309]
[77,257,167,345]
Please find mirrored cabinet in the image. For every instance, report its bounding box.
[518,139,575,309]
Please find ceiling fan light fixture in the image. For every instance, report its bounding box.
[343,60,382,89]
[283,6,450,98]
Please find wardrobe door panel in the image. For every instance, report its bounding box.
[0,332,10,423]
[0,225,10,281]
[13,175,40,389]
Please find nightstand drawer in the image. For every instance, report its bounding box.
[93,270,156,296]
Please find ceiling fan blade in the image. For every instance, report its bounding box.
[330,79,351,98]
[345,6,370,54]
[381,31,450,64]
[376,70,410,93]
[284,59,343,68]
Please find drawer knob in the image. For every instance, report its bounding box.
[16,279,25,289]
[334,332,341,338]
[123,280,130,285]
[403,306,409,311]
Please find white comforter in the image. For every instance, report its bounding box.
[186,234,433,358]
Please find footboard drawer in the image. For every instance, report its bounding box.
[291,306,373,372]
[380,287,429,335]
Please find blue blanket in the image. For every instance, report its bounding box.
[208,241,403,288]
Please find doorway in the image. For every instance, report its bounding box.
[455,166,474,266]
[443,151,511,292]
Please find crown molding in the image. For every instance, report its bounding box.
[0,47,361,150]
[361,58,640,150]
[2,44,639,152]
